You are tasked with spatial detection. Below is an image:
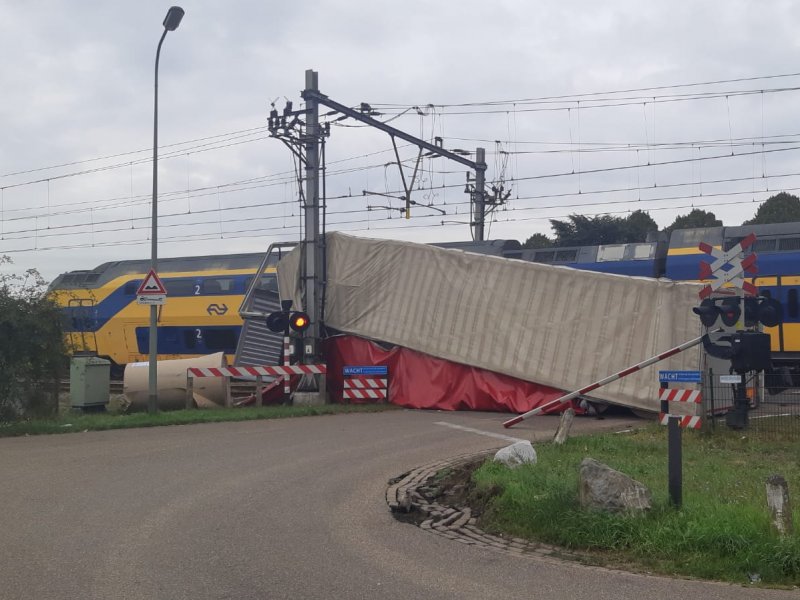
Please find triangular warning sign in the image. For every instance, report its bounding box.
[137,269,168,295]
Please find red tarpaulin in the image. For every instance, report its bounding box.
[323,335,586,414]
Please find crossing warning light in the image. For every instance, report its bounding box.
[265,310,312,333]
[692,298,719,327]
[719,298,741,327]
[694,296,784,329]
[289,311,311,333]
[758,297,783,328]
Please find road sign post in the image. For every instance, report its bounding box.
[137,269,168,414]
[136,268,168,306]
[658,372,703,509]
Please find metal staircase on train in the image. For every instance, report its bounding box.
[234,242,296,366]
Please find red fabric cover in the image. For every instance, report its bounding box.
[323,335,583,414]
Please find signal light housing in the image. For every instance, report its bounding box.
[266,311,290,332]
[693,298,719,327]
[265,310,312,333]
[719,298,741,327]
[756,297,783,328]
[694,295,784,329]
[289,311,311,333]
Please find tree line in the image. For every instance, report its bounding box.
[523,192,800,248]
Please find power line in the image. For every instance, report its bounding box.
[368,71,800,108]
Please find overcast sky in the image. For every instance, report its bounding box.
[2,0,800,281]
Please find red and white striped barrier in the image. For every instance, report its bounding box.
[187,364,327,378]
[659,413,702,429]
[658,388,702,403]
[503,331,718,428]
[185,363,327,409]
[343,377,388,400]
[659,387,703,430]
[282,336,291,396]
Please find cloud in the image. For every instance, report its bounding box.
[1,0,799,281]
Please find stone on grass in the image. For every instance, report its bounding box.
[579,457,651,513]
[493,441,537,468]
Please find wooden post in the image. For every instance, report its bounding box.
[255,375,263,408]
[766,475,793,536]
[553,408,575,445]
[185,373,194,409]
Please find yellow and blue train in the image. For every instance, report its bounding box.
[50,222,800,379]
[49,253,277,376]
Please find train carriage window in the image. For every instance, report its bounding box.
[554,249,578,262]
[779,237,800,252]
[245,274,279,292]
[597,245,625,262]
[789,289,799,319]
[162,278,195,295]
[673,227,721,247]
[630,243,655,260]
[753,239,777,253]
[202,277,234,294]
[533,251,555,263]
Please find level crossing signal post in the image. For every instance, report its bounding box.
[692,233,782,429]
[270,69,500,395]
[265,302,312,401]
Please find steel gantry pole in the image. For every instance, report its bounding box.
[473,147,487,241]
[301,70,322,365]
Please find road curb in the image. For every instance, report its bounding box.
[386,450,576,561]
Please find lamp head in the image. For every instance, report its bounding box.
[163,6,185,31]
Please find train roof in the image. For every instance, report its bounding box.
[669,220,800,252]
[50,252,270,290]
[49,239,505,290]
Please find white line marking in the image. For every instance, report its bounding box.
[434,421,526,444]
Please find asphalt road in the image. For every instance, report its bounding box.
[0,409,794,599]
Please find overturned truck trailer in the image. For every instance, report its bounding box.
[278,233,704,413]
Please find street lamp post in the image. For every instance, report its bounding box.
[148,6,185,414]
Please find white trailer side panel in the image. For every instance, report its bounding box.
[279,233,704,412]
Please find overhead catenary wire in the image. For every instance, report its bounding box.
[1,192,788,256]
[6,70,800,262]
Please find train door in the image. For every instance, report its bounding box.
[66,298,98,355]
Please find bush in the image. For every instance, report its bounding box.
[0,257,65,421]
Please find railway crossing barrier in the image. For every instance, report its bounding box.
[185,364,327,409]
[342,366,388,403]
[503,331,717,428]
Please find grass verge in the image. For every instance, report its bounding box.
[471,424,800,587]
[0,403,396,438]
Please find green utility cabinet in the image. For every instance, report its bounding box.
[70,356,110,410]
